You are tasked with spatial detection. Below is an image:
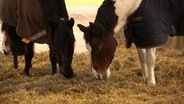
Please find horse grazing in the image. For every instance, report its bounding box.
[78,0,184,86]
[0,0,75,78]
[1,23,34,69]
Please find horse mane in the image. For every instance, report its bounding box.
[41,0,69,25]
[40,0,70,43]
[94,0,118,34]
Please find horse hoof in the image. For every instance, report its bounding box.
[52,71,57,75]
[23,71,29,76]
[63,73,73,78]
[147,80,156,87]
[63,70,73,78]
[14,65,18,69]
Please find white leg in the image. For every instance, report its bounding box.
[146,48,156,86]
[137,48,148,82]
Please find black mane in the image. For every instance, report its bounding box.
[94,0,118,34]
[41,0,69,25]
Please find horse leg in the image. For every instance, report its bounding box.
[23,42,34,76]
[137,48,148,82]
[146,48,156,86]
[13,55,18,69]
[11,46,19,69]
[62,62,73,78]
[49,46,57,75]
[137,48,156,86]
[62,44,74,78]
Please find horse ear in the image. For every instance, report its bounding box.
[89,22,100,37]
[77,24,91,43]
[89,22,96,31]
[77,24,87,32]
[67,18,75,28]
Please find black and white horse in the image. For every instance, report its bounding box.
[1,0,75,78]
[78,0,184,86]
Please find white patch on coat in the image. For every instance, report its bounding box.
[113,0,142,33]
[2,33,11,54]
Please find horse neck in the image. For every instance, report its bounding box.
[41,0,69,22]
[59,0,69,19]
[113,0,142,33]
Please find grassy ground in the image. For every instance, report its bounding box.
[66,0,103,6]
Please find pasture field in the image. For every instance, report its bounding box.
[0,47,184,104]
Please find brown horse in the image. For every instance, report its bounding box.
[1,0,75,78]
[78,0,184,86]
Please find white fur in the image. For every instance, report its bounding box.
[91,66,111,80]
[92,68,102,79]
[86,43,92,52]
[2,33,11,54]
[106,67,111,80]
[137,48,156,86]
[113,0,142,33]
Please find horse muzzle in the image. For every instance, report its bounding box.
[91,67,111,81]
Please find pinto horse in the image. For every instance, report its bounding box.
[0,0,75,78]
[78,0,184,86]
[1,23,32,69]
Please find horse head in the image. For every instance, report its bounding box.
[49,18,75,78]
[78,22,117,80]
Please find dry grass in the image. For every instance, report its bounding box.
[0,46,184,104]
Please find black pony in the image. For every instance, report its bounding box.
[1,0,75,78]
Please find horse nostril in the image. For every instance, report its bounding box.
[97,74,101,80]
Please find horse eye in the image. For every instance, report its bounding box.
[93,46,101,53]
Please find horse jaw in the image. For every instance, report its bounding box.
[113,0,142,33]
